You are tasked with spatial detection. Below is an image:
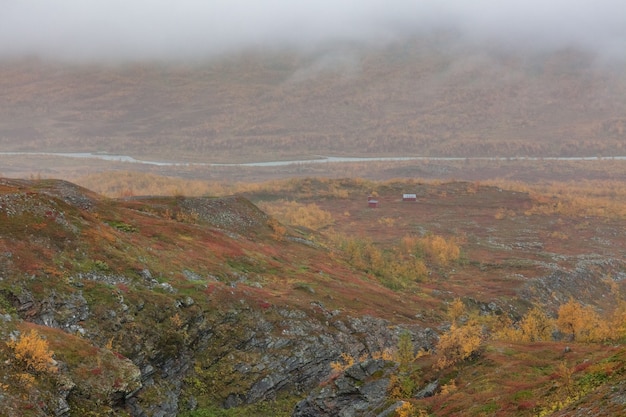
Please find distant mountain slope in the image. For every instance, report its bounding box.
[1,37,626,163]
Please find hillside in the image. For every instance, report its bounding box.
[0,177,435,416]
[2,36,626,171]
[2,177,626,416]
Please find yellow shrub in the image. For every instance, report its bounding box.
[395,401,414,417]
[258,200,334,230]
[400,235,420,255]
[549,231,569,240]
[389,257,428,283]
[494,208,506,220]
[402,234,461,266]
[15,372,36,389]
[440,379,457,395]
[610,301,626,339]
[435,322,482,370]
[338,235,421,288]
[447,298,466,324]
[267,217,286,241]
[378,217,397,227]
[330,352,355,373]
[388,374,417,399]
[8,329,58,374]
[422,235,461,265]
[371,348,395,361]
[518,306,555,342]
[394,401,428,417]
[494,306,555,342]
[557,299,610,342]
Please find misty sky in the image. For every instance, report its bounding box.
[1,0,626,61]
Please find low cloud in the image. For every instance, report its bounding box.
[1,0,625,61]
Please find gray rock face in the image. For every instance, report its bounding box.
[292,359,394,417]
[414,379,439,399]
[4,272,438,417]
[54,396,70,417]
[37,290,90,330]
[229,314,436,411]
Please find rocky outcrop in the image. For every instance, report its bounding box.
[179,196,270,235]
[414,379,439,399]
[172,307,437,415]
[292,359,395,417]
[519,255,626,312]
[4,278,436,417]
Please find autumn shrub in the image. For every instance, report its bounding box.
[522,182,626,219]
[389,373,418,399]
[435,322,483,370]
[378,216,396,227]
[346,237,425,289]
[495,306,555,342]
[8,329,58,374]
[338,236,385,274]
[421,234,461,265]
[267,218,286,241]
[257,200,333,230]
[394,401,429,417]
[371,348,395,361]
[331,234,431,289]
[14,372,36,389]
[332,231,461,290]
[553,361,575,397]
[439,379,457,395]
[387,257,429,285]
[401,234,461,267]
[394,402,414,417]
[447,298,466,325]
[395,332,417,372]
[387,331,425,401]
[550,231,569,240]
[330,352,355,373]
[175,209,200,223]
[77,171,219,197]
[494,208,515,220]
[556,299,610,342]
[518,307,555,342]
[609,301,626,340]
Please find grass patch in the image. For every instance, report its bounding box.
[475,400,499,414]
[105,219,138,233]
[513,389,533,402]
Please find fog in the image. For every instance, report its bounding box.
[1,0,625,61]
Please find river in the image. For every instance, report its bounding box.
[1,151,625,167]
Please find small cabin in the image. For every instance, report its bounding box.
[402,193,417,202]
[368,199,378,208]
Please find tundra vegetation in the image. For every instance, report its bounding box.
[2,175,626,417]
